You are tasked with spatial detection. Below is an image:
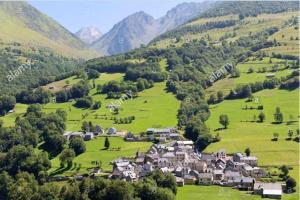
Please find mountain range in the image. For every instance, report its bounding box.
[75,26,102,44]
[90,2,213,55]
[0,1,213,58]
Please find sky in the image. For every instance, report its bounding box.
[29,0,204,34]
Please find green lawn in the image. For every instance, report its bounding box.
[177,185,298,200]
[0,103,28,127]
[48,137,152,175]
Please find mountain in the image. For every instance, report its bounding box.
[158,2,213,33]
[75,26,102,44]
[91,2,212,55]
[0,1,99,58]
[91,11,160,55]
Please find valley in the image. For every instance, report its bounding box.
[0,1,298,200]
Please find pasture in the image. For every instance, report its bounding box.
[177,185,298,200]
[48,137,152,175]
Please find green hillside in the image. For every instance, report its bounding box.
[0,2,99,58]
[0,2,298,200]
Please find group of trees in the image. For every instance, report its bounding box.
[16,88,51,104]
[0,170,177,200]
[56,80,90,103]
[114,116,135,124]
[0,43,80,95]
[101,78,153,99]
[0,106,64,184]
[0,95,16,116]
[207,91,224,104]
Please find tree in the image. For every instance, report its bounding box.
[207,94,216,104]
[219,114,229,129]
[245,147,251,156]
[96,84,103,94]
[286,177,296,192]
[184,120,209,142]
[258,112,265,122]
[82,121,89,132]
[104,137,110,149]
[69,137,86,155]
[59,149,75,167]
[273,133,279,141]
[195,134,212,152]
[92,101,101,110]
[274,107,283,123]
[279,165,289,180]
[239,13,245,20]
[288,129,294,139]
[87,69,100,79]
[217,91,224,102]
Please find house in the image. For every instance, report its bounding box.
[254,182,282,199]
[242,156,258,167]
[216,149,226,160]
[63,131,84,140]
[233,177,255,190]
[159,136,167,143]
[107,127,117,135]
[94,125,104,135]
[213,170,224,181]
[198,173,213,185]
[83,132,94,141]
[176,177,185,186]
[183,175,197,185]
[169,133,180,140]
[223,170,242,182]
[233,153,258,167]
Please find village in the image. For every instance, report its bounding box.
[63,127,286,199]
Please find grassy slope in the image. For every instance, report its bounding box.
[205,57,295,97]
[151,12,297,50]
[42,74,179,133]
[0,2,99,58]
[1,73,180,134]
[48,137,152,175]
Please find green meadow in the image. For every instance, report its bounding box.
[206,57,296,97]
[48,137,152,175]
[177,185,298,200]
[1,73,180,134]
[204,88,299,199]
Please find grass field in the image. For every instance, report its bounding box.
[41,76,81,93]
[206,57,295,97]
[151,12,298,51]
[177,185,298,200]
[48,137,152,175]
[1,73,180,134]
[203,88,299,199]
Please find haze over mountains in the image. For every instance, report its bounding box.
[91,2,213,55]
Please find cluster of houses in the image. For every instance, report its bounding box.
[145,127,181,142]
[110,140,284,199]
[63,126,120,141]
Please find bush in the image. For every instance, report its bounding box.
[74,97,93,108]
